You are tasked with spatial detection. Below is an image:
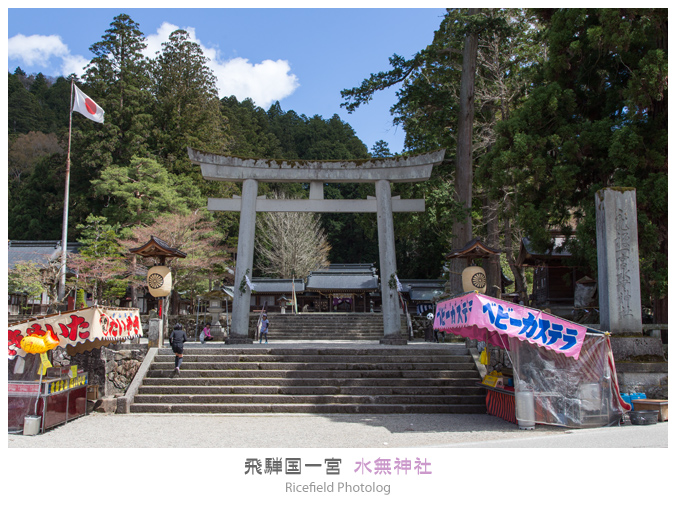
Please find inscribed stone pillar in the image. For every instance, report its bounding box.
[375,179,403,342]
[595,188,642,334]
[230,178,258,342]
[148,318,162,348]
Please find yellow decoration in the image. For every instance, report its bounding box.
[37,352,53,375]
[21,329,59,355]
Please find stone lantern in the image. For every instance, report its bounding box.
[204,289,229,340]
[277,295,290,314]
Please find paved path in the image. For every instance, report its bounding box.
[7,412,667,448]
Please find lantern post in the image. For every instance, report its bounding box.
[129,236,187,348]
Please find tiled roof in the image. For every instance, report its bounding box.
[8,241,80,269]
[250,279,306,293]
[446,238,500,259]
[517,237,571,266]
[305,272,379,292]
[129,235,187,258]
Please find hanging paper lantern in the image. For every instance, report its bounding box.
[147,266,172,297]
[462,266,487,294]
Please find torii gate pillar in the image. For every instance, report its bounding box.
[188,147,445,344]
[375,179,401,342]
[231,178,258,343]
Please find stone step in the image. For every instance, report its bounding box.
[255,313,390,340]
[157,346,469,356]
[153,354,473,364]
[266,329,383,334]
[133,393,487,405]
[268,321,383,324]
[149,361,478,372]
[141,377,481,387]
[262,324,384,330]
[146,368,481,379]
[130,403,487,414]
[265,320,382,324]
[267,333,384,338]
[137,385,485,396]
[265,314,385,318]
[131,343,485,415]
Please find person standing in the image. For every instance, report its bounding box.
[259,314,269,344]
[169,323,187,375]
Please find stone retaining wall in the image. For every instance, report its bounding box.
[52,343,148,398]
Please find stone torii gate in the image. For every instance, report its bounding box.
[188,147,445,344]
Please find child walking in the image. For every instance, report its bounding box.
[169,323,187,375]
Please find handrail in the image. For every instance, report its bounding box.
[405,302,413,339]
[397,292,413,339]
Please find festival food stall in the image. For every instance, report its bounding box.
[8,306,142,435]
[434,292,631,429]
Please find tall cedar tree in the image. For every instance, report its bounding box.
[486,8,668,314]
[81,14,153,168]
[150,29,228,179]
[341,9,510,281]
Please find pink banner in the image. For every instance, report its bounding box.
[433,293,587,360]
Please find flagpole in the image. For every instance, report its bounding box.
[58,79,74,301]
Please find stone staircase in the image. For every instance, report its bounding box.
[260,313,394,340]
[130,345,486,414]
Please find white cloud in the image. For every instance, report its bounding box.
[8,24,300,109]
[60,54,90,78]
[144,23,299,109]
[8,34,69,67]
[213,57,299,109]
[142,21,189,58]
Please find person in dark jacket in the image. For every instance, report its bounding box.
[169,323,188,375]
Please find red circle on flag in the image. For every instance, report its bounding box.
[85,98,97,115]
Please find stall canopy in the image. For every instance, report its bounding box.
[9,306,143,358]
[434,293,630,427]
[434,292,590,359]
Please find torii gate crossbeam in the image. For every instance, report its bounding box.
[188,147,445,344]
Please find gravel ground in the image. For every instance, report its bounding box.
[8,411,585,448]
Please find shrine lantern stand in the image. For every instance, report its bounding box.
[129,236,186,346]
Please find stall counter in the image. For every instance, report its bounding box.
[478,382,517,425]
[8,372,88,433]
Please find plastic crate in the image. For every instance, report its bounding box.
[628,410,659,425]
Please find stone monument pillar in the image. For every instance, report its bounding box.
[230,178,258,343]
[148,318,163,348]
[595,188,642,335]
[595,187,666,399]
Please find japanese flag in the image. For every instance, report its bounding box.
[72,85,104,123]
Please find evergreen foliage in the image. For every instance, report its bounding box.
[7,10,667,313]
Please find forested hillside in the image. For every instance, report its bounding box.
[7,15,375,271]
[8,9,667,319]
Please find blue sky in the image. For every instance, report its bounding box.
[7,7,448,155]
